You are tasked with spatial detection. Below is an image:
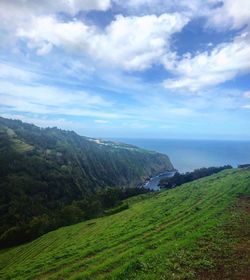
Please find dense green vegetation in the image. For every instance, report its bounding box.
[238,164,250,168]
[159,165,232,189]
[0,117,173,248]
[0,168,249,280]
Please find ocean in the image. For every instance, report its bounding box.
[115,139,250,173]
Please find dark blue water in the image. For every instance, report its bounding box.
[115,139,250,173]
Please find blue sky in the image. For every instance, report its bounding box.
[0,0,250,139]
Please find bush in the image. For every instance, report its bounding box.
[159,165,232,189]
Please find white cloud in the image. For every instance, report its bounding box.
[0,0,111,47]
[17,13,189,71]
[113,0,214,17]
[0,0,111,24]
[93,14,188,70]
[164,33,250,91]
[0,81,110,107]
[0,62,38,82]
[207,0,250,30]
[242,91,250,109]
[17,16,95,54]
[243,91,250,98]
[1,113,81,130]
[1,0,249,94]
[0,78,122,120]
[94,119,109,124]
[36,42,53,56]
[242,104,250,109]
[114,0,250,32]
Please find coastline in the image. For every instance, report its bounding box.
[142,170,177,191]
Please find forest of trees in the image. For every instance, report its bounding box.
[238,164,250,168]
[0,185,150,248]
[159,165,233,189]
[0,117,172,248]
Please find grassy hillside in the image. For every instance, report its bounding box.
[0,168,249,280]
[0,116,173,247]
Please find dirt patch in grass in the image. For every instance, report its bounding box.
[239,196,250,213]
[197,196,250,280]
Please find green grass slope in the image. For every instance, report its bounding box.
[0,169,249,280]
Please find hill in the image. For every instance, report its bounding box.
[0,116,173,247]
[0,168,249,280]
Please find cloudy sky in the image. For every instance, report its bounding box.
[0,0,250,139]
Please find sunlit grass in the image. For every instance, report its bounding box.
[0,168,249,280]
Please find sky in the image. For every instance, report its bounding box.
[0,0,250,140]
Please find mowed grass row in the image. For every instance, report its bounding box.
[0,168,249,280]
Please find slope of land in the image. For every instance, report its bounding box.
[0,168,249,280]
[0,116,173,247]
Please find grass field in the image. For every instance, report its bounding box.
[12,139,33,152]
[0,168,249,280]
